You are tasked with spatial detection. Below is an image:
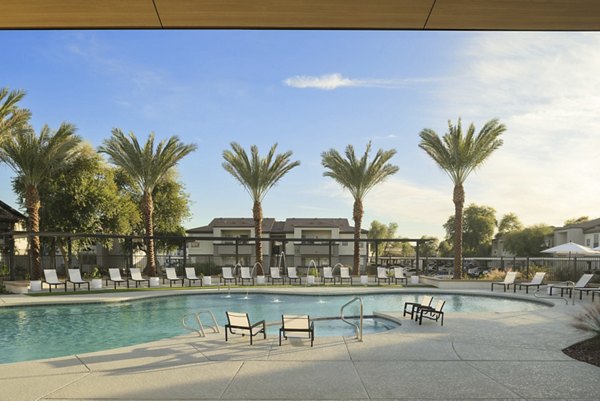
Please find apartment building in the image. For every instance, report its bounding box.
[186,217,368,268]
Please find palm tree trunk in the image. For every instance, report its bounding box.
[253,200,263,272]
[143,190,157,277]
[453,184,465,279]
[25,185,42,280]
[353,199,363,276]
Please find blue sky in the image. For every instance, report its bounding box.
[2,30,600,239]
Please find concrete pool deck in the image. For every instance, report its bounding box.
[1,287,599,400]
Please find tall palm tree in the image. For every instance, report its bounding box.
[419,118,505,279]
[222,142,300,270]
[0,87,31,142]
[0,123,81,279]
[99,129,196,277]
[321,142,398,275]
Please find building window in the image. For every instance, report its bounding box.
[594,234,599,248]
[586,239,591,247]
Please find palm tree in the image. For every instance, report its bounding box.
[0,123,81,280]
[321,142,398,275]
[99,129,196,277]
[0,87,31,142]
[419,118,505,279]
[222,142,300,270]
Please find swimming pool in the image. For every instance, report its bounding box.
[0,292,546,364]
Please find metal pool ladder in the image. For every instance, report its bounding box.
[182,310,221,337]
[340,297,363,341]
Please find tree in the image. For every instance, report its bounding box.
[498,212,523,235]
[0,123,81,279]
[322,142,399,274]
[564,216,590,226]
[116,168,191,255]
[0,88,31,143]
[14,143,139,266]
[222,142,300,271]
[503,224,554,256]
[368,220,399,256]
[419,118,505,278]
[437,240,452,257]
[419,236,439,257]
[443,204,497,256]
[99,130,196,277]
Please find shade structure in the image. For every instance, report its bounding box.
[541,242,600,256]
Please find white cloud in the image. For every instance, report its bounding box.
[284,73,354,90]
[284,73,434,90]
[435,32,600,228]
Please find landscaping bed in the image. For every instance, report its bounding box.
[563,335,600,367]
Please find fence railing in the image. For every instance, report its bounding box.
[1,232,598,282]
[372,256,600,281]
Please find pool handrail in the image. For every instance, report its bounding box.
[340,296,363,341]
[182,309,220,337]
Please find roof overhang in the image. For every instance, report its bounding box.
[1,0,600,30]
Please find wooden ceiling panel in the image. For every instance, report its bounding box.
[426,0,600,31]
[0,0,599,30]
[0,0,161,29]
[154,0,435,29]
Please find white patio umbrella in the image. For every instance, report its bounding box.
[541,242,600,275]
[541,242,600,256]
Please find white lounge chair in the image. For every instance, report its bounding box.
[224,311,266,345]
[338,267,353,285]
[221,267,237,285]
[322,266,334,284]
[287,266,300,285]
[164,267,184,287]
[67,268,90,291]
[403,295,433,319]
[269,267,284,285]
[418,299,446,326]
[393,267,408,285]
[43,269,67,293]
[549,273,594,299]
[279,315,314,347]
[184,267,202,287]
[240,266,254,285]
[107,268,127,289]
[129,268,150,287]
[491,271,517,292]
[516,272,546,294]
[376,267,390,285]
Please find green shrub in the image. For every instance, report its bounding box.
[0,264,9,277]
[573,304,600,337]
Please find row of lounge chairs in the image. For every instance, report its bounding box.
[491,271,599,300]
[224,311,315,346]
[221,266,408,286]
[40,267,204,292]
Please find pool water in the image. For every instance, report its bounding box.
[0,292,545,364]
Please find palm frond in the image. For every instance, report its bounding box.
[322,141,398,201]
[222,142,300,202]
[99,129,197,193]
[419,118,505,185]
[0,87,31,138]
[0,123,81,187]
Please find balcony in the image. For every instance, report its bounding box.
[294,243,339,256]
[213,243,253,255]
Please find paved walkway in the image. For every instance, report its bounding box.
[1,287,599,400]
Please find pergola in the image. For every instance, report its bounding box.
[0,0,599,30]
